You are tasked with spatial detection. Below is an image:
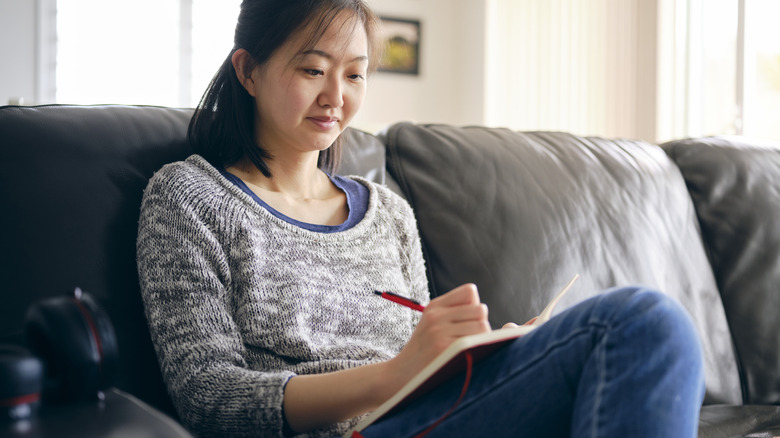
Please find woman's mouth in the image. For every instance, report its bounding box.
[308,116,339,130]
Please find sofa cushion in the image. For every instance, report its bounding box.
[699,404,780,437]
[664,136,780,405]
[383,122,742,404]
[338,127,400,193]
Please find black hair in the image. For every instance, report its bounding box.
[188,0,381,177]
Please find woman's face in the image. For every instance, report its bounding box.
[247,12,369,158]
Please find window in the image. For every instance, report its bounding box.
[739,0,780,140]
[692,0,780,140]
[52,0,240,107]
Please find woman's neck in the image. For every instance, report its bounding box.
[225,154,349,226]
[232,153,326,199]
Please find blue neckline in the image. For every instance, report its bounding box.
[219,169,369,233]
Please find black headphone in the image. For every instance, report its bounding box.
[1,288,119,421]
[0,345,42,421]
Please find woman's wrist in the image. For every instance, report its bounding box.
[282,359,407,432]
[367,358,406,409]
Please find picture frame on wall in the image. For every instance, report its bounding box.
[378,17,421,75]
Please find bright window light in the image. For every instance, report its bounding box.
[191,0,240,106]
[55,0,239,107]
[695,0,780,140]
[699,0,739,136]
[749,0,780,140]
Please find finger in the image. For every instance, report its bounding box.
[430,283,480,308]
[424,301,487,327]
[438,319,492,340]
[450,303,489,323]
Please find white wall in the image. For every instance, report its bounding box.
[0,0,37,105]
[354,0,488,132]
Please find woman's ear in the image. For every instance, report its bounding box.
[232,49,257,97]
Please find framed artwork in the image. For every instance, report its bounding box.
[378,17,421,75]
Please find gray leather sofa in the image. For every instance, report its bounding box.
[1,104,778,437]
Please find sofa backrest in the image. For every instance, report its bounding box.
[0,104,390,415]
[0,105,194,414]
[382,122,743,405]
[664,136,780,405]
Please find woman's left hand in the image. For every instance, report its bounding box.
[502,316,538,329]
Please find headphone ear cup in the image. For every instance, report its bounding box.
[77,292,119,388]
[24,288,119,402]
[0,345,44,421]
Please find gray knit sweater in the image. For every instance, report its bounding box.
[136,155,429,438]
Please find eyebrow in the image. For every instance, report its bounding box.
[301,49,368,63]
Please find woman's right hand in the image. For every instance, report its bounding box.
[384,283,492,390]
[284,284,491,433]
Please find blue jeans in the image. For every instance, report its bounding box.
[360,287,705,438]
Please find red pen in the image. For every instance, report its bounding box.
[373,290,426,312]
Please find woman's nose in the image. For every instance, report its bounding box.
[318,78,344,108]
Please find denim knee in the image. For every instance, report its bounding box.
[605,286,704,375]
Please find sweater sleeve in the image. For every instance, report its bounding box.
[378,186,430,328]
[136,167,294,438]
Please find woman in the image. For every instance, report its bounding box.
[137,1,705,437]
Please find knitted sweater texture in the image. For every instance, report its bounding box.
[136,155,429,438]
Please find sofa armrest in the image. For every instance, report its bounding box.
[1,388,192,437]
[664,136,780,405]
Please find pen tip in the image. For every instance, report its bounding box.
[373,290,383,296]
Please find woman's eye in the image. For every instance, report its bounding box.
[348,74,365,81]
[304,69,324,77]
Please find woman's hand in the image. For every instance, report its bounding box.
[385,283,491,388]
[283,284,490,433]
[502,316,537,329]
